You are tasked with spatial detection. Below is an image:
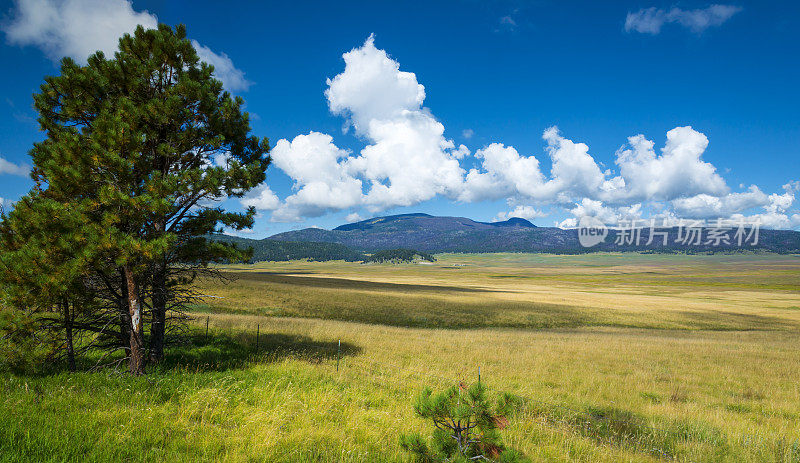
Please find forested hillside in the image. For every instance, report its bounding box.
[363,248,436,263]
[270,213,800,254]
[208,235,365,262]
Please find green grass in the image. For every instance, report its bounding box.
[2,252,800,462]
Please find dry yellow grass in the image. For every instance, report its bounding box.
[188,313,800,461]
[4,253,800,461]
[199,253,800,331]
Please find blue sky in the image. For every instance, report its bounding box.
[1,0,798,237]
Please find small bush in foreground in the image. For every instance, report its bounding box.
[400,382,529,462]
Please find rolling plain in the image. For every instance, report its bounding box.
[3,253,800,462]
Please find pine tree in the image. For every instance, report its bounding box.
[18,23,269,374]
[400,382,529,462]
[0,192,99,372]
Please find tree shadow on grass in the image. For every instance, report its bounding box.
[228,271,502,293]
[523,401,727,460]
[13,329,360,377]
[157,330,361,373]
[677,309,799,331]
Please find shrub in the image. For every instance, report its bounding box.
[400,382,529,462]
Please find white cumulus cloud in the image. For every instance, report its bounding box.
[3,0,157,61]
[329,36,466,210]
[261,36,467,219]
[3,0,249,92]
[558,199,643,228]
[542,127,608,202]
[268,132,364,222]
[243,35,797,230]
[345,212,363,223]
[240,184,280,211]
[603,127,728,204]
[191,40,252,92]
[460,143,545,202]
[325,35,425,134]
[671,186,768,219]
[729,212,800,230]
[494,205,547,222]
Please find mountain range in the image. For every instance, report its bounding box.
[261,213,800,254]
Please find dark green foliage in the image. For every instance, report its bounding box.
[0,193,100,372]
[0,304,40,373]
[29,22,268,267]
[364,248,435,264]
[400,382,529,462]
[0,23,269,374]
[207,236,365,262]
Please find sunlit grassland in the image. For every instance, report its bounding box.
[3,317,800,462]
[2,252,800,462]
[198,253,800,331]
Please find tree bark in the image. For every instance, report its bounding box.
[123,266,145,375]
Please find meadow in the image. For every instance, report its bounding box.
[2,253,800,462]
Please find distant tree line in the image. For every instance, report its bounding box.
[364,249,436,264]
[207,236,366,262]
[0,24,269,375]
[207,236,443,264]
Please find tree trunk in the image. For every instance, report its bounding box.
[149,261,167,363]
[123,266,145,375]
[63,300,76,372]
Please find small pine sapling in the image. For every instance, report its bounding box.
[400,382,529,462]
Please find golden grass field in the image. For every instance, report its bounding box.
[199,253,800,331]
[188,253,800,461]
[3,253,800,461]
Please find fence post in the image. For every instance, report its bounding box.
[336,339,341,372]
[256,324,259,351]
[205,316,209,341]
[478,366,481,385]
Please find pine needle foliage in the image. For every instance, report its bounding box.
[400,382,529,462]
[0,23,269,374]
